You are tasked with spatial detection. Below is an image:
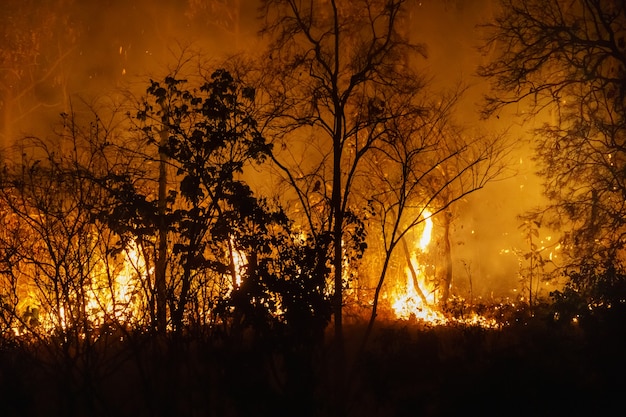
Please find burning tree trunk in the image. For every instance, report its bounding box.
[357,87,509,352]
[401,235,430,307]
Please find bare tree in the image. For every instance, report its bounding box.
[479,0,626,297]
[258,0,427,351]
[0,109,148,415]
[359,87,507,347]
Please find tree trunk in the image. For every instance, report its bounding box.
[401,236,429,306]
[440,208,453,306]
[331,122,346,417]
[332,150,343,345]
[155,115,169,334]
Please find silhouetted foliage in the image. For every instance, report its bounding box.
[551,258,626,323]
[102,68,333,344]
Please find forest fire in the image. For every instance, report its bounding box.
[230,236,246,288]
[2,1,626,415]
[16,245,143,336]
[390,210,498,328]
[391,210,443,322]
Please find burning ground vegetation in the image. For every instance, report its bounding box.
[0,204,520,343]
[0,202,625,417]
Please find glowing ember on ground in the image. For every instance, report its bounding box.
[392,290,447,324]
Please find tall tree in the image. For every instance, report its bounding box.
[479,0,626,299]
[259,0,427,350]
[136,70,273,333]
[256,3,511,412]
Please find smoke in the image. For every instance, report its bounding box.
[0,0,263,142]
[411,0,550,299]
[0,0,547,300]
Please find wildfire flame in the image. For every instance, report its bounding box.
[418,209,433,250]
[392,209,447,323]
[13,241,148,336]
[391,210,498,328]
[230,236,246,288]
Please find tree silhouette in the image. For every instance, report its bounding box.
[136,69,275,333]
[258,0,427,351]
[358,87,507,351]
[479,0,626,301]
[254,2,510,413]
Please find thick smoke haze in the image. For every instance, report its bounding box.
[0,0,549,300]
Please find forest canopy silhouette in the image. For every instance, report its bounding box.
[0,1,625,416]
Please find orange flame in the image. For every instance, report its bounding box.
[390,209,499,328]
[392,209,447,323]
[13,241,148,336]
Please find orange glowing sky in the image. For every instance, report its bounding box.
[0,0,548,299]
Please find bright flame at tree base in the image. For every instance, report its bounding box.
[390,209,499,328]
[392,279,446,324]
[391,292,500,328]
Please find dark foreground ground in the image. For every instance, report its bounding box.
[1,308,625,417]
